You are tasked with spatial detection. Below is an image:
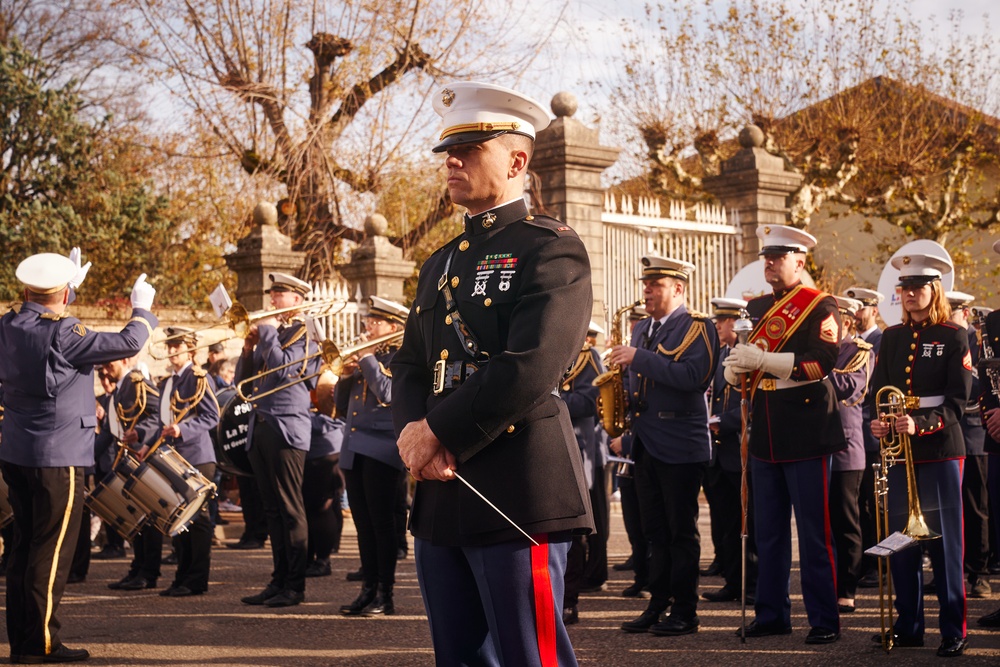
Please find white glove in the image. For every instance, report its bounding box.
[68,247,92,290]
[723,343,765,373]
[724,364,742,387]
[130,273,156,310]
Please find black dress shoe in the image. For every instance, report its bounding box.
[837,603,855,613]
[805,627,839,644]
[345,568,364,582]
[621,608,663,633]
[241,584,282,605]
[162,552,178,565]
[66,573,85,584]
[621,582,648,598]
[699,560,722,577]
[649,615,699,636]
[978,607,1000,627]
[304,560,331,578]
[702,586,738,602]
[924,578,936,594]
[738,620,792,637]
[857,571,880,588]
[15,645,90,664]
[613,556,635,571]
[579,581,607,593]
[226,539,265,550]
[165,585,203,597]
[118,577,155,591]
[340,585,377,615]
[563,606,579,625]
[871,631,923,647]
[92,547,126,560]
[107,575,136,590]
[937,636,968,657]
[265,589,304,607]
[159,586,176,597]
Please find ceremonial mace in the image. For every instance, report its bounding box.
[733,309,755,643]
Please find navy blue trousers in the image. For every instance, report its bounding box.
[415,534,577,667]
[887,459,966,639]
[751,456,839,632]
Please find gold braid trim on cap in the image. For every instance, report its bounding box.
[440,121,522,139]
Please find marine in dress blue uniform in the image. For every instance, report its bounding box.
[559,326,604,624]
[827,296,874,612]
[156,327,220,597]
[977,242,1000,628]
[946,292,992,599]
[702,297,758,604]
[0,253,157,664]
[612,256,718,637]
[337,296,407,617]
[868,253,971,657]
[723,225,845,645]
[236,273,322,608]
[845,286,885,586]
[392,81,594,667]
[104,359,163,591]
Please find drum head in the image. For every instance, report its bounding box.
[214,388,254,477]
[167,490,211,536]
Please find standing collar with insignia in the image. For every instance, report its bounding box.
[464,198,529,236]
[771,281,803,299]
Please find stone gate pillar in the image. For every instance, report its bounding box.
[224,201,306,311]
[532,92,620,330]
[703,125,803,264]
[337,213,415,304]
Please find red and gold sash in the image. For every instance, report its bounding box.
[748,285,829,398]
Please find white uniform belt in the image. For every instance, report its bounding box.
[918,395,945,408]
[758,377,825,391]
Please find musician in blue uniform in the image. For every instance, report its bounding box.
[979,239,1000,629]
[723,225,845,645]
[845,286,885,588]
[612,256,719,637]
[157,327,220,597]
[827,296,874,614]
[337,296,407,616]
[560,324,604,625]
[104,355,163,592]
[236,273,321,608]
[304,410,344,578]
[0,253,156,664]
[869,252,971,657]
[91,368,127,560]
[702,297,757,604]
[392,81,594,667]
[947,292,992,600]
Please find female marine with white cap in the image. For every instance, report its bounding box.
[868,251,971,657]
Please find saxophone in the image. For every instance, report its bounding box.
[593,300,642,438]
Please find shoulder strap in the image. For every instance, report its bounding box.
[438,244,489,361]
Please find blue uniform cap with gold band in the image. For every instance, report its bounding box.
[363,295,409,325]
[944,290,974,309]
[710,297,747,318]
[972,305,993,318]
[891,252,953,287]
[587,320,605,336]
[844,286,884,307]
[639,255,695,281]
[163,326,198,347]
[432,81,551,153]
[266,272,312,296]
[834,296,864,317]
[756,225,817,255]
[629,305,649,320]
[15,253,77,294]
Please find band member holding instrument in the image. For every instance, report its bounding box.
[723,225,845,645]
[157,327,220,597]
[827,296,874,614]
[703,297,757,605]
[92,368,127,559]
[0,252,156,664]
[392,81,593,666]
[237,273,321,608]
[980,239,1000,629]
[560,323,605,625]
[104,355,163,592]
[304,410,345,578]
[338,296,408,616]
[613,256,719,637]
[869,253,971,657]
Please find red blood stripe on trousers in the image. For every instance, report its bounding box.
[530,535,557,667]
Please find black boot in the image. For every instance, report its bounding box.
[363,584,395,616]
[339,584,377,616]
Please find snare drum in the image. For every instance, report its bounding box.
[117,453,182,535]
[145,445,215,536]
[0,474,13,528]
[85,471,147,541]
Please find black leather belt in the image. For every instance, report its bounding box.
[433,360,482,395]
[657,410,700,419]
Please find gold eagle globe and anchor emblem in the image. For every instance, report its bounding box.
[441,88,455,107]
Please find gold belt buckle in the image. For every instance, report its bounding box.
[432,359,447,395]
[760,378,776,391]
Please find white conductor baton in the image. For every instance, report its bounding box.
[454,472,540,547]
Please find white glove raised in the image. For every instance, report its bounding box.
[130,273,156,310]
[68,247,92,290]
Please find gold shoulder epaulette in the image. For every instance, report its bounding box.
[41,311,69,321]
[689,310,711,321]
[193,366,208,378]
[834,347,872,375]
[128,370,145,383]
[657,319,709,360]
[856,339,873,351]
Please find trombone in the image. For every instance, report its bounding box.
[873,385,941,652]
[148,299,345,360]
[235,330,404,403]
